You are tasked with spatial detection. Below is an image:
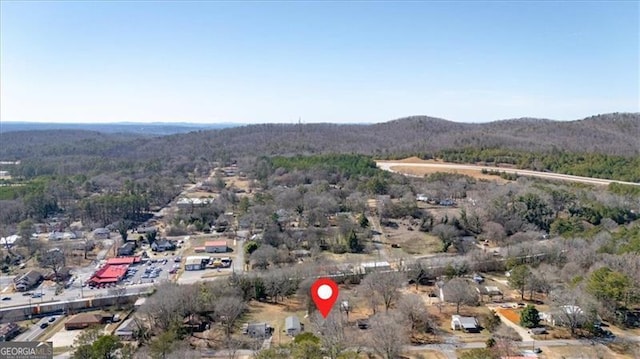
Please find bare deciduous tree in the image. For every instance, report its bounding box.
[215,295,247,338]
[311,312,349,359]
[444,278,478,314]
[368,312,409,359]
[38,247,66,283]
[397,293,433,333]
[361,271,406,312]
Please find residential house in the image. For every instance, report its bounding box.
[117,242,137,257]
[541,305,595,327]
[476,286,504,302]
[44,267,72,282]
[92,228,110,240]
[151,239,176,252]
[451,315,480,332]
[204,240,228,253]
[135,226,157,235]
[285,316,302,336]
[65,313,108,330]
[48,231,77,241]
[185,256,209,271]
[439,199,456,206]
[14,270,43,292]
[0,322,21,341]
[243,322,271,339]
[182,314,209,332]
[115,318,136,341]
[0,234,19,248]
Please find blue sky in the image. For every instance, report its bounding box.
[1,1,638,124]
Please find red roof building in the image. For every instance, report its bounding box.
[106,256,141,265]
[89,264,129,284]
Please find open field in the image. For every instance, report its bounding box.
[377,158,640,187]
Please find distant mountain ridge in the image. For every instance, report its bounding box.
[0,121,242,135]
[0,113,638,161]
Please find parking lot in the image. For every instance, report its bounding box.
[86,255,180,291]
[126,256,180,285]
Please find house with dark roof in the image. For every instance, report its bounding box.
[92,228,111,240]
[242,322,272,339]
[14,270,43,292]
[183,314,209,332]
[151,239,175,252]
[117,242,137,256]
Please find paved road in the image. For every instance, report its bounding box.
[366,214,390,262]
[1,282,154,309]
[377,161,640,187]
[13,315,60,342]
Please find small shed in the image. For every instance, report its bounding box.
[285,316,302,336]
[243,322,270,339]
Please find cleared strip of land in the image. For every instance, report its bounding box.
[376,159,640,186]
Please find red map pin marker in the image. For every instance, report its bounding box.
[311,278,339,318]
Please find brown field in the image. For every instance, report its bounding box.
[378,156,514,182]
[497,308,521,325]
[390,165,510,182]
[382,218,443,255]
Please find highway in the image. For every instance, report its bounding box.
[376,161,640,187]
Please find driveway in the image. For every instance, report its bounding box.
[488,303,534,341]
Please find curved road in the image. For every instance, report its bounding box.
[376,161,640,187]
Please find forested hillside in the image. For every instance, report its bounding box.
[0,112,638,184]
